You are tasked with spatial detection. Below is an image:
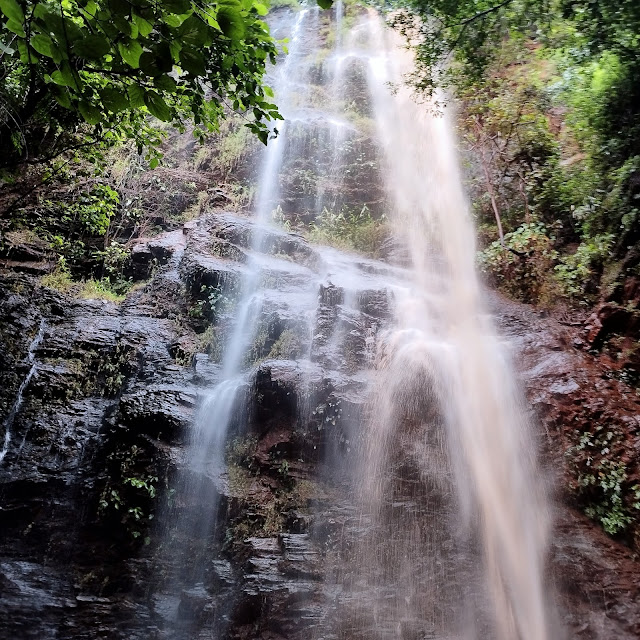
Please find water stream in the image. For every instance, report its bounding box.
[349,13,552,639]
[152,4,553,638]
[0,318,45,465]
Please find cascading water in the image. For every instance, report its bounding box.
[149,4,553,639]
[0,318,45,465]
[150,7,327,633]
[329,11,553,640]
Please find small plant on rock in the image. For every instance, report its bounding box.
[565,425,640,536]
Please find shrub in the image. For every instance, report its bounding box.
[478,223,558,303]
[554,234,614,300]
[307,205,388,257]
[565,426,640,536]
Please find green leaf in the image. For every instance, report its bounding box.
[30,33,54,58]
[139,51,163,76]
[144,91,173,121]
[0,0,23,23]
[179,15,210,46]
[149,157,159,169]
[180,48,206,75]
[5,17,25,37]
[73,34,110,59]
[99,87,130,112]
[169,40,182,62]
[50,62,79,89]
[154,74,177,92]
[253,1,268,16]
[16,38,29,62]
[217,4,246,40]
[133,14,154,37]
[164,0,191,14]
[51,85,72,108]
[140,43,172,75]
[128,83,146,107]
[117,40,143,68]
[78,101,102,124]
[204,14,219,29]
[316,0,333,9]
[113,14,132,35]
[50,70,68,86]
[164,13,184,27]
[84,0,98,17]
[32,5,64,40]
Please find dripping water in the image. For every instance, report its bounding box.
[0,318,46,465]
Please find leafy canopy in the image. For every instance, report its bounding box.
[0,0,283,168]
[385,0,640,96]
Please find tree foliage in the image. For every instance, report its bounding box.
[388,0,640,297]
[386,0,639,95]
[0,0,282,169]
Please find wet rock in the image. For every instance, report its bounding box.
[318,283,343,307]
[130,242,155,281]
[490,292,640,639]
[129,230,187,281]
[192,354,222,386]
[208,212,320,270]
[586,302,640,348]
[210,559,235,589]
[2,214,640,640]
[254,359,324,424]
[178,584,211,619]
[357,288,391,318]
[119,385,196,439]
[548,378,580,397]
[181,252,245,296]
[1,259,56,274]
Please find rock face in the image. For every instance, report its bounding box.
[0,213,639,639]
[491,294,640,638]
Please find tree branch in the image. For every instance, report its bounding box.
[456,0,515,27]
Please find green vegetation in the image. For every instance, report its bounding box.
[41,258,129,301]
[223,431,322,545]
[78,277,127,302]
[98,443,159,544]
[188,283,234,322]
[391,0,640,543]
[566,425,640,536]
[0,0,282,173]
[198,324,224,361]
[387,0,640,309]
[267,328,303,360]
[268,0,300,9]
[0,0,334,305]
[193,115,256,178]
[478,223,558,304]
[308,205,388,257]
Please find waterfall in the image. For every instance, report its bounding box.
[343,11,552,640]
[0,318,45,465]
[150,5,553,639]
[150,7,323,631]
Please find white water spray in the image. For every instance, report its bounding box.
[151,7,554,639]
[356,13,552,640]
